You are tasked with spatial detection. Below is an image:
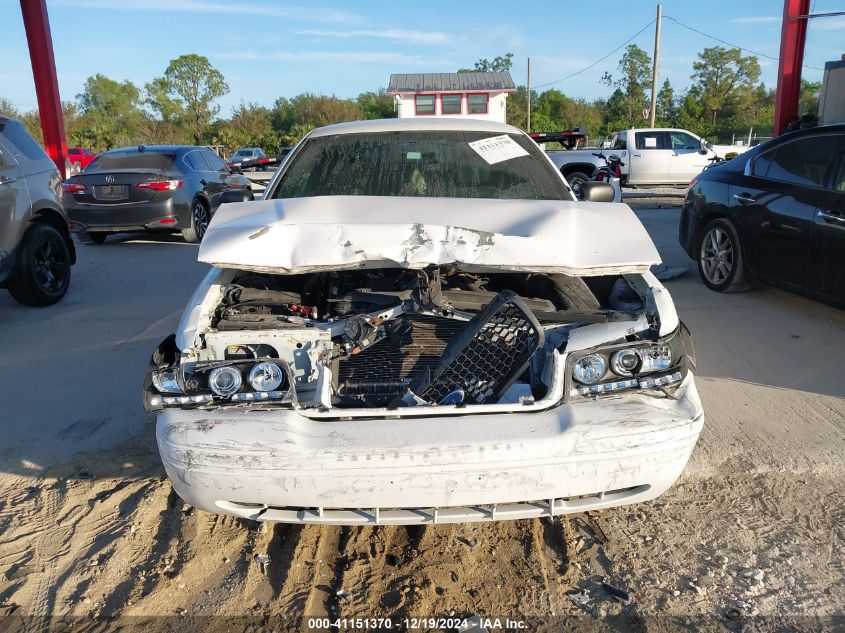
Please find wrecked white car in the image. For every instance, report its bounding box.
[145,118,703,525]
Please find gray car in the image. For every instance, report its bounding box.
[0,117,75,306]
[63,145,253,243]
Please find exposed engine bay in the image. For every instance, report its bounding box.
[142,265,679,415]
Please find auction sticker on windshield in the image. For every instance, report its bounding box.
[468,135,529,165]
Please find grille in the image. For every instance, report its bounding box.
[338,314,465,390]
[413,291,543,405]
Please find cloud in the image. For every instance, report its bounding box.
[296,29,451,45]
[216,50,452,67]
[732,16,780,24]
[810,16,845,30]
[54,0,361,23]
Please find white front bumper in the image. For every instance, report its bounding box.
[156,375,703,525]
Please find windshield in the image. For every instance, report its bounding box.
[271,131,572,201]
[87,151,176,171]
[236,150,253,156]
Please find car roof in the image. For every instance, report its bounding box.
[307,117,525,138]
[103,145,196,154]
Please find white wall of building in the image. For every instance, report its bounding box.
[394,92,509,123]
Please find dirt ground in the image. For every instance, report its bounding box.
[1,207,844,631]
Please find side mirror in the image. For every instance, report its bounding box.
[699,138,709,155]
[581,181,615,203]
[220,188,254,205]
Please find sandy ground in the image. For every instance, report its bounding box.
[0,207,843,631]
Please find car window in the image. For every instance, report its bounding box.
[635,131,669,150]
[185,150,208,171]
[87,151,176,171]
[69,148,81,155]
[0,120,49,161]
[613,132,627,150]
[669,131,699,150]
[203,150,228,172]
[752,135,840,187]
[271,130,572,201]
[831,144,845,193]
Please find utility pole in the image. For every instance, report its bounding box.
[649,3,662,128]
[526,57,531,132]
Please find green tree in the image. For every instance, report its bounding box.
[601,44,652,126]
[799,79,821,117]
[76,74,145,149]
[357,90,396,119]
[0,97,20,118]
[459,53,514,73]
[149,54,229,144]
[690,46,761,125]
[655,78,677,126]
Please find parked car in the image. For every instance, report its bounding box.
[0,117,75,306]
[680,124,845,307]
[548,127,749,197]
[226,147,267,171]
[67,146,97,172]
[144,118,702,526]
[63,145,253,243]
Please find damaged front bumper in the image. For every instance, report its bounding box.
[156,373,703,525]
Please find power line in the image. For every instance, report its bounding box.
[664,15,824,71]
[533,19,655,89]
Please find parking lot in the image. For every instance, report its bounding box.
[0,203,842,629]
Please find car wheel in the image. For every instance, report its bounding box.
[8,223,71,306]
[697,218,750,292]
[566,171,590,200]
[84,231,108,245]
[181,198,210,243]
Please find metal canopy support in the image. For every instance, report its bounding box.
[20,0,67,178]
[773,0,810,136]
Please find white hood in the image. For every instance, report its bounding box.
[198,196,661,276]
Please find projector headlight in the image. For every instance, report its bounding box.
[609,349,640,377]
[248,362,284,392]
[208,366,242,397]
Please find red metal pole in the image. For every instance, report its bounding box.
[773,0,810,136]
[20,0,67,178]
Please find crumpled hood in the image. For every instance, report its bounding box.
[198,196,661,276]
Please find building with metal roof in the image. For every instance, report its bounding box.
[387,72,516,123]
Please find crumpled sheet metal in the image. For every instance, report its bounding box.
[198,195,661,277]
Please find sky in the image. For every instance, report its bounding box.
[1,0,844,115]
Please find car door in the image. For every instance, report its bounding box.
[730,133,839,290]
[809,135,845,302]
[668,130,710,183]
[0,141,31,274]
[200,149,234,208]
[629,131,670,185]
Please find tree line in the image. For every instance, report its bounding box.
[0,46,822,156]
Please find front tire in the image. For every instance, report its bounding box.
[565,171,590,200]
[8,223,71,306]
[696,218,750,292]
[181,198,210,243]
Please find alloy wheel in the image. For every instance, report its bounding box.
[33,235,69,293]
[700,227,734,285]
[193,202,209,239]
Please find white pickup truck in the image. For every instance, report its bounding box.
[547,128,748,195]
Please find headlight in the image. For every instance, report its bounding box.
[609,349,640,376]
[569,323,695,398]
[248,362,284,392]
[208,366,242,397]
[152,369,182,394]
[572,354,607,385]
[639,345,672,373]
